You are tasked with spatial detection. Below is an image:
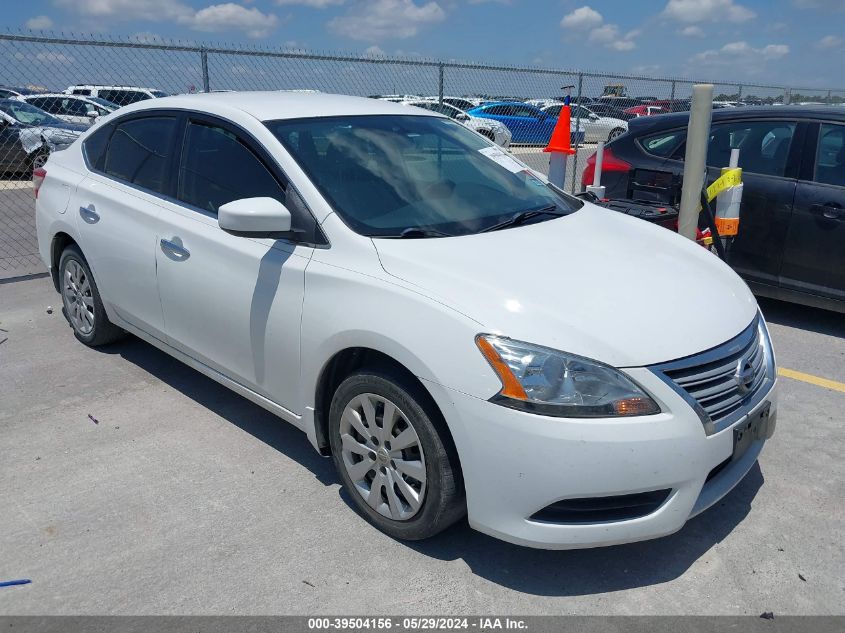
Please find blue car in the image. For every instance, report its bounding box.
[466,101,584,146]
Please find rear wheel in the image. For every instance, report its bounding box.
[607,127,625,142]
[58,245,124,347]
[329,369,465,540]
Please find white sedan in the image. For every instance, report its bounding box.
[35,92,777,549]
[402,99,512,148]
[542,103,628,143]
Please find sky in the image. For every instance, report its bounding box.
[5,0,845,89]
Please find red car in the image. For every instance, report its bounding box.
[623,104,666,117]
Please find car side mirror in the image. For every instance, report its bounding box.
[456,113,469,121]
[590,113,599,121]
[218,197,293,238]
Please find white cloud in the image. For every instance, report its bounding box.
[562,6,638,51]
[680,25,705,37]
[54,0,279,38]
[275,0,345,6]
[364,44,386,56]
[817,34,844,49]
[25,15,54,29]
[183,4,278,38]
[560,6,603,30]
[327,0,445,41]
[54,0,192,21]
[662,0,755,24]
[690,41,789,74]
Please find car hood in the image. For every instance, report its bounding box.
[373,203,757,368]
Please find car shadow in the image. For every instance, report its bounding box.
[376,465,763,596]
[98,335,338,487]
[97,334,764,596]
[758,297,845,339]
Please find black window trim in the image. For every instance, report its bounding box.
[83,110,325,245]
[173,110,327,247]
[83,109,182,200]
[640,117,807,181]
[800,120,845,188]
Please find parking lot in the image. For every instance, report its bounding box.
[1,276,842,615]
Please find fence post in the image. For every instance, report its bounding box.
[670,80,676,103]
[201,46,210,93]
[568,72,583,194]
[438,63,444,105]
[783,87,791,105]
[737,84,743,101]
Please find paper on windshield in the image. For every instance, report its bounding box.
[478,146,526,174]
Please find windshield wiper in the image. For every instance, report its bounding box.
[392,227,455,239]
[480,205,566,233]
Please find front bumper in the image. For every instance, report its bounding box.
[425,369,777,549]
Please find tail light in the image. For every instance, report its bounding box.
[32,167,47,199]
[581,147,632,189]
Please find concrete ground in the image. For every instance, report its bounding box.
[0,276,843,615]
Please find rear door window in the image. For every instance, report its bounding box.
[103,116,177,193]
[814,123,845,187]
[707,120,796,177]
[640,130,686,158]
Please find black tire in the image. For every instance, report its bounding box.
[479,129,495,141]
[607,127,625,142]
[328,368,465,541]
[58,245,125,347]
[27,150,49,175]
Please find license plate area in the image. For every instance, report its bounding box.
[732,402,771,462]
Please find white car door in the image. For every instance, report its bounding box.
[72,114,177,339]
[154,116,315,412]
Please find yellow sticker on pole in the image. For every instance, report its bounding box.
[706,168,742,203]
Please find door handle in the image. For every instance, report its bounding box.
[79,204,100,224]
[811,204,842,220]
[160,237,190,261]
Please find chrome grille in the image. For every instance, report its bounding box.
[650,316,774,435]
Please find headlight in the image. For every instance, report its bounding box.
[476,335,660,417]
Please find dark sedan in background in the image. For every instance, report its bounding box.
[582,106,845,313]
[0,99,86,174]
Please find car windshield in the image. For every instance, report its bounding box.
[0,100,64,126]
[90,97,117,110]
[267,115,581,237]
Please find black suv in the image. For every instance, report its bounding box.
[582,106,845,313]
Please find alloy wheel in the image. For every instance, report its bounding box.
[62,259,95,335]
[339,393,427,521]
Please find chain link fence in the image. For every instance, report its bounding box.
[2,31,844,280]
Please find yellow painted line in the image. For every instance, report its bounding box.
[778,367,845,394]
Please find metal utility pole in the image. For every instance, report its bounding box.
[200,47,210,93]
[678,84,713,241]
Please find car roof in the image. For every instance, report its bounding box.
[115,91,441,122]
[22,93,91,99]
[470,101,537,108]
[629,105,845,133]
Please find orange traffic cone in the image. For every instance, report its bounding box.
[543,105,577,155]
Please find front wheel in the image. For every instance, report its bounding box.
[328,369,465,540]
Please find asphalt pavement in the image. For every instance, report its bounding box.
[0,277,842,615]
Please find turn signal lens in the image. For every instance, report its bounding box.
[613,397,660,416]
[476,335,528,400]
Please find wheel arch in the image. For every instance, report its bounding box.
[312,346,461,477]
[49,231,79,292]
